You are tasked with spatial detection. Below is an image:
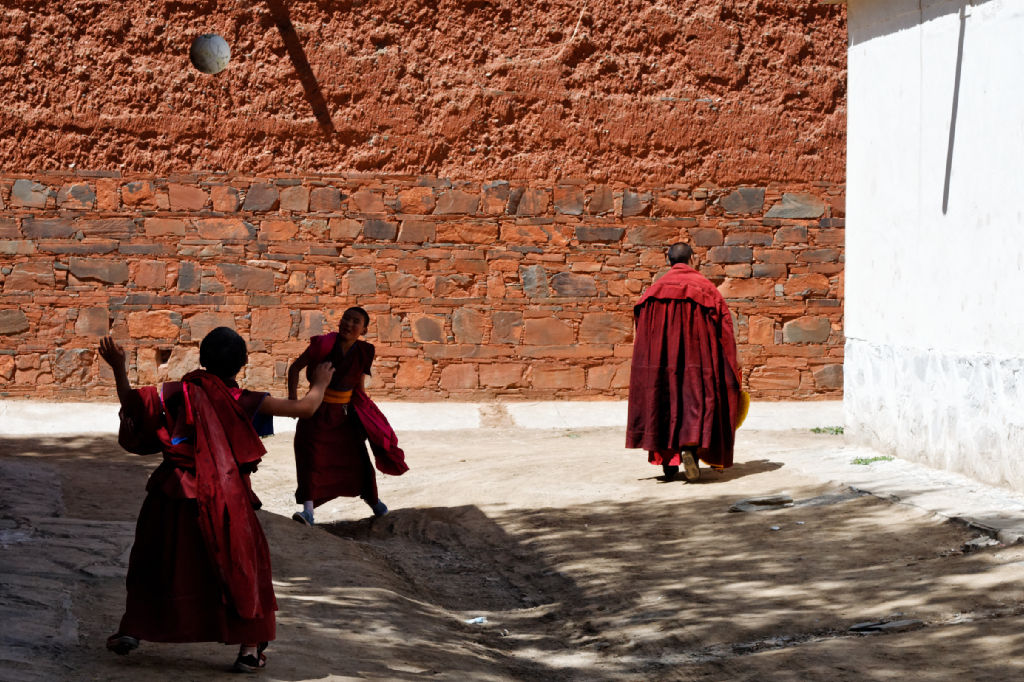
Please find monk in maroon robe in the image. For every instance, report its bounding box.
[99,327,333,672]
[287,306,407,526]
[626,243,743,482]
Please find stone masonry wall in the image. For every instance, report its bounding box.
[0,2,847,402]
[0,173,844,401]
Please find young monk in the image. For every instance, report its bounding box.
[287,306,408,526]
[99,327,334,673]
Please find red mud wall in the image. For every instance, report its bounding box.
[0,1,847,401]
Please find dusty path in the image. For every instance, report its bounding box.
[2,426,1023,680]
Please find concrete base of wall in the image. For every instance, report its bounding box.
[845,338,1024,493]
[0,399,845,436]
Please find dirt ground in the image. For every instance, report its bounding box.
[2,425,1024,681]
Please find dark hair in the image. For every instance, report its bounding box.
[199,327,248,379]
[667,242,694,266]
[342,306,370,329]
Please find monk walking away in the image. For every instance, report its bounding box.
[99,327,334,673]
[287,306,408,527]
[626,243,745,482]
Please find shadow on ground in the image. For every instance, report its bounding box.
[642,458,784,484]
[2,433,1024,681]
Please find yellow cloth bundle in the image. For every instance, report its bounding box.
[736,390,750,429]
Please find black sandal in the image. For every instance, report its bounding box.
[106,633,139,656]
[232,643,268,673]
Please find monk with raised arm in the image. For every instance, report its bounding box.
[99,327,334,673]
[287,306,407,526]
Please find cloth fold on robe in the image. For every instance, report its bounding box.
[626,263,742,469]
[350,388,408,476]
[181,370,271,621]
[115,372,276,643]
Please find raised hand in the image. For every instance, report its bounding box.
[310,361,335,388]
[99,336,132,405]
[99,336,127,370]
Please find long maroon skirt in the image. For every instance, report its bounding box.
[118,492,276,644]
[626,298,739,468]
[293,402,377,506]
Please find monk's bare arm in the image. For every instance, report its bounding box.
[356,346,372,393]
[261,361,334,419]
[98,336,134,407]
[286,353,311,400]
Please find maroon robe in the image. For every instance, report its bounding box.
[626,263,742,469]
[293,335,407,507]
[115,371,276,644]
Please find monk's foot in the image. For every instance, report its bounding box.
[681,451,701,482]
[232,644,267,673]
[106,632,139,655]
[368,499,388,517]
[291,510,314,526]
[661,465,679,481]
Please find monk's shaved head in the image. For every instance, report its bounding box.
[200,326,248,380]
[667,242,693,266]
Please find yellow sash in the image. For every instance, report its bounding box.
[323,389,353,405]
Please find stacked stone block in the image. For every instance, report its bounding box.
[0,173,844,401]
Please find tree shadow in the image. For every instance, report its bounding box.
[489,494,1023,678]
[270,490,1024,679]
[3,434,1023,680]
[262,505,593,680]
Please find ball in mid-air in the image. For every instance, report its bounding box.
[189,33,231,75]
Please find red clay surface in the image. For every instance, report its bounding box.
[0,1,846,184]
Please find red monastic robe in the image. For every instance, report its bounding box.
[293,335,407,507]
[626,263,742,469]
[115,370,276,644]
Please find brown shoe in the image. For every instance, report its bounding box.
[681,451,700,482]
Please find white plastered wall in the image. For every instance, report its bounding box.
[845,0,1024,490]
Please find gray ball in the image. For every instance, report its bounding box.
[189,33,231,75]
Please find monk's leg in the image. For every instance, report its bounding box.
[233,642,268,672]
[292,500,315,526]
[680,448,700,482]
[292,419,319,525]
[649,447,698,482]
[357,446,388,516]
[649,449,681,481]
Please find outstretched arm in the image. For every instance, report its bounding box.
[98,337,133,407]
[260,361,334,419]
